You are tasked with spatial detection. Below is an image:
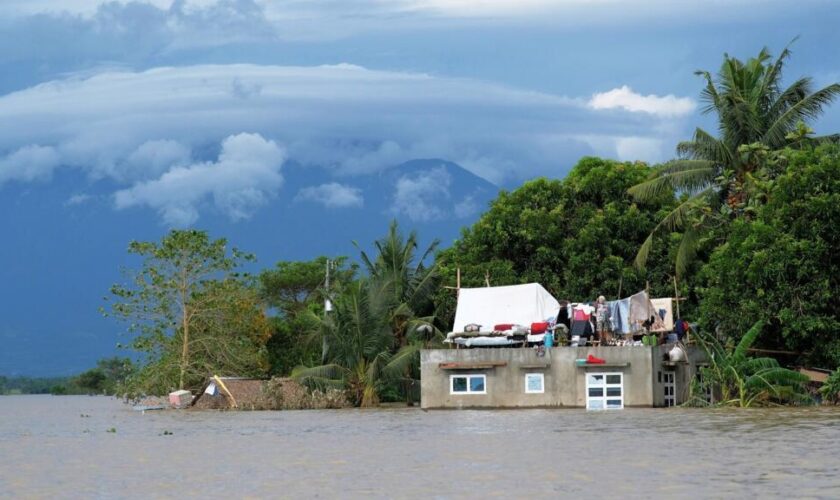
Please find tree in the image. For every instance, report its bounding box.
[629,43,840,274]
[258,257,357,375]
[294,222,443,406]
[106,229,260,392]
[259,256,356,316]
[690,321,810,407]
[697,144,840,367]
[434,157,681,327]
[357,221,439,351]
[293,279,395,407]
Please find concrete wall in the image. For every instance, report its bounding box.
[420,346,657,409]
[650,344,708,407]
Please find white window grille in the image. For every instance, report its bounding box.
[450,374,486,395]
[586,372,623,410]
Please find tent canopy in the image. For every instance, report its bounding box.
[452,283,560,333]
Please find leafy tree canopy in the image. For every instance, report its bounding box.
[698,144,840,367]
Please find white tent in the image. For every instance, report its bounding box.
[452,283,561,333]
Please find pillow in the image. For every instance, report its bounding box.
[512,324,529,334]
[494,323,514,331]
[530,322,549,334]
[464,323,482,332]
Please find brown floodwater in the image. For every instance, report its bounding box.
[1,395,838,498]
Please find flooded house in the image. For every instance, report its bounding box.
[420,283,707,410]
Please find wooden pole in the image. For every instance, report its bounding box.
[456,267,461,296]
[673,275,681,319]
[617,276,623,299]
[484,270,490,287]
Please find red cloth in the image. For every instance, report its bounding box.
[494,323,514,331]
[573,308,589,321]
[530,322,549,334]
[586,354,606,364]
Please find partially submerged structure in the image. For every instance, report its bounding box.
[423,283,707,409]
[192,377,267,410]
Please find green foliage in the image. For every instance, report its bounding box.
[698,145,840,367]
[258,256,356,375]
[105,229,268,394]
[819,369,840,404]
[690,321,811,407]
[435,157,682,326]
[0,376,73,395]
[73,357,136,395]
[629,43,840,273]
[295,221,443,406]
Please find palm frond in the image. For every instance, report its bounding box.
[763,83,840,147]
[633,188,714,270]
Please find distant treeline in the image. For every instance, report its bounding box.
[0,357,135,396]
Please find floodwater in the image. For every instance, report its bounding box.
[1,396,838,499]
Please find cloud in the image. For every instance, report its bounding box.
[454,195,480,219]
[114,133,285,226]
[589,85,695,118]
[0,144,61,186]
[295,182,364,208]
[64,193,92,206]
[391,166,451,222]
[0,63,685,192]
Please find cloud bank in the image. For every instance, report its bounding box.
[0,63,693,223]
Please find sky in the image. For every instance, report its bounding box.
[1,0,839,376]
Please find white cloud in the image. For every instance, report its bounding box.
[454,195,480,219]
[0,144,61,186]
[589,85,695,118]
[114,133,284,226]
[295,183,364,208]
[391,166,451,222]
[65,193,92,206]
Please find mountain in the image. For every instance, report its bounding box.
[0,159,499,376]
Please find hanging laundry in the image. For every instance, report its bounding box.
[649,298,674,332]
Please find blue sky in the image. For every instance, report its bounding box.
[1,0,839,375]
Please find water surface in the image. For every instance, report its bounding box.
[1,396,838,498]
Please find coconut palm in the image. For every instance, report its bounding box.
[629,43,840,274]
[292,279,393,407]
[294,222,443,406]
[691,320,810,407]
[357,219,440,350]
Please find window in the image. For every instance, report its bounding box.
[663,371,675,407]
[586,372,623,410]
[525,373,544,394]
[450,374,486,394]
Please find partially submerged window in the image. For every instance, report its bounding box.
[450,374,486,394]
[525,373,544,394]
[586,372,624,410]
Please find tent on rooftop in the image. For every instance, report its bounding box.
[452,283,561,333]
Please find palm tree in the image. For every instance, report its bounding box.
[357,219,440,350]
[690,321,810,407]
[292,279,393,407]
[357,220,442,404]
[293,221,444,406]
[629,43,840,274]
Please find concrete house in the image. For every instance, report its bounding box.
[420,344,707,409]
[422,283,708,410]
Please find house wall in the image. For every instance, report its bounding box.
[650,345,708,407]
[420,346,657,409]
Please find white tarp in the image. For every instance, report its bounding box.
[452,283,561,333]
